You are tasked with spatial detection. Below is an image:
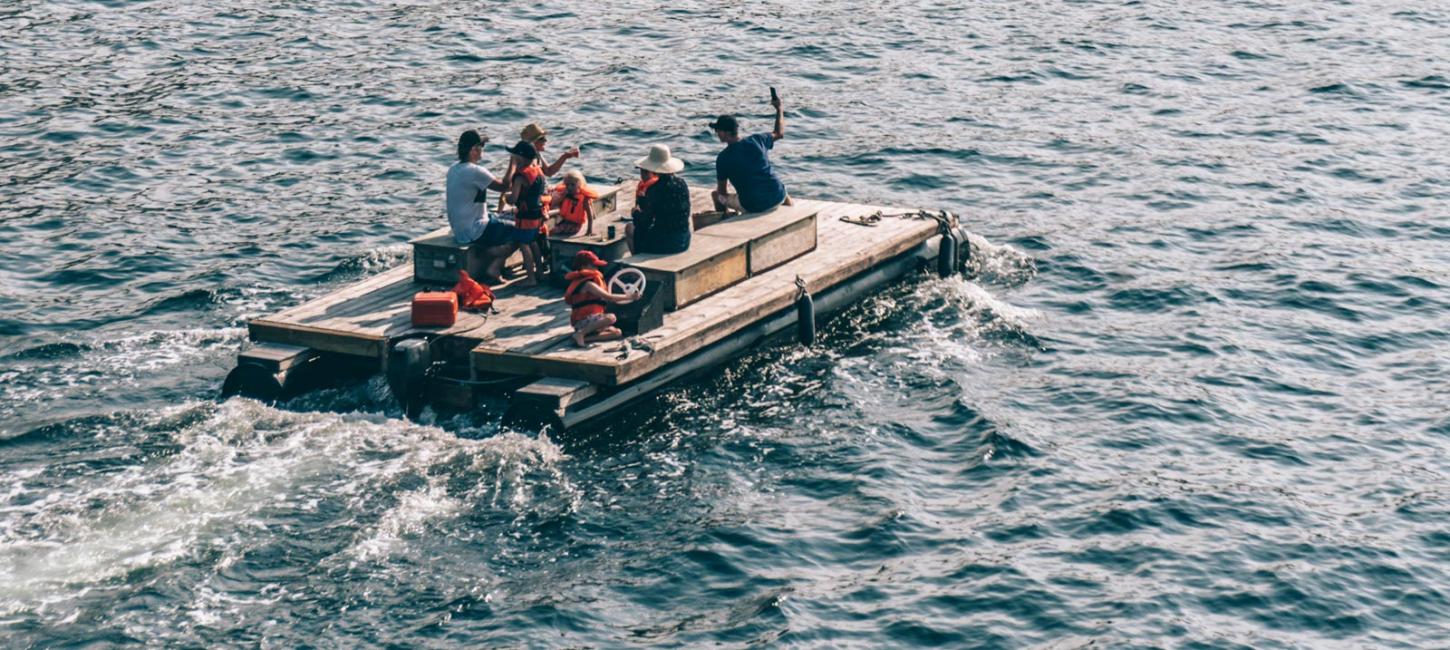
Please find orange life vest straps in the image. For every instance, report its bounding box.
[553,182,600,225]
[636,174,659,199]
[564,269,607,324]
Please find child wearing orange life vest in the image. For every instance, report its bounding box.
[505,141,548,286]
[563,250,640,347]
[549,169,599,238]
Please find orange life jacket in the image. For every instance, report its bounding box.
[452,270,495,311]
[563,268,607,324]
[635,174,659,199]
[514,165,547,231]
[552,182,599,225]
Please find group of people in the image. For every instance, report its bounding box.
[443,93,791,345]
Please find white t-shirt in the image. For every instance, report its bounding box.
[445,162,498,244]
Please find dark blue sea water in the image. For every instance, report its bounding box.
[3,1,1449,647]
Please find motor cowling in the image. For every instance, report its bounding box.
[387,337,432,419]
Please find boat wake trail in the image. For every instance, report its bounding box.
[0,399,572,633]
[0,327,247,438]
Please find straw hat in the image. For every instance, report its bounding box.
[520,123,547,143]
[634,144,684,174]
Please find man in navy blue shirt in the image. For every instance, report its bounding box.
[710,93,791,214]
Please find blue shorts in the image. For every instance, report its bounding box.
[507,227,539,244]
[473,219,513,247]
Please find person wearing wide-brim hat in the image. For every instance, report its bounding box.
[498,122,581,211]
[627,144,693,255]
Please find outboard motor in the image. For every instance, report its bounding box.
[387,336,432,419]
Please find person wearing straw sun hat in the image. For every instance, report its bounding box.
[626,144,692,255]
[498,122,581,211]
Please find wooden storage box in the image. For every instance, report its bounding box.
[410,227,486,286]
[698,206,818,274]
[628,233,748,311]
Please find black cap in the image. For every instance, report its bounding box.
[507,140,539,161]
[457,129,486,162]
[708,115,739,133]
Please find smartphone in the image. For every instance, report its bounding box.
[770,86,779,103]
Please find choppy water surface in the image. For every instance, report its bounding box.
[3,0,1449,646]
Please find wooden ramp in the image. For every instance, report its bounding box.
[470,195,937,386]
[248,187,942,388]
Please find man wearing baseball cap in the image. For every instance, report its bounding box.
[446,129,514,282]
[709,90,791,214]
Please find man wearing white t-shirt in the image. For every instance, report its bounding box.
[446,129,513,282]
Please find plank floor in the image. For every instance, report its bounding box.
[249,186,940,383]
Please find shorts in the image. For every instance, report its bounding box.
[507,226,539,244]
[714,191,787,214]
[572,312,612,332]
[472,219,513,247]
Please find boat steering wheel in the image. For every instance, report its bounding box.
[608,267,647,297]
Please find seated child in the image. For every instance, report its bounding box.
[549,170,599,238]
[563,251,640,347]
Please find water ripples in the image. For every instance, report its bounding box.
[3,0,1450,646]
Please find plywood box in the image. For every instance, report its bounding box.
[700,206,819,274]
[410,227,484,286]
[628,233,748,311]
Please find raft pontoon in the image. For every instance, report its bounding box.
[224,182,972,431]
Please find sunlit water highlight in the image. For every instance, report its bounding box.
[2,0,1449,646]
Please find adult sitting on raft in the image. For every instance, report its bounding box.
[710,91,791,215]
[445,129,513,282]
[563,251,640,347]
[499,122,579,199]
[626,144,692,255]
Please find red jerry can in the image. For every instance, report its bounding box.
[410,291,458,327]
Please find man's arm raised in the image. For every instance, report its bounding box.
[770,88,785,141]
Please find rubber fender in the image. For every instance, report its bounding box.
[387,337,431,418]
[221,362,284,402]
[796,290,816,346]
[937,230,958,278]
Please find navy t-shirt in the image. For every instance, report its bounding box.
[716,133,787,213]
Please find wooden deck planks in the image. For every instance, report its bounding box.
[471,197,937,384]
[247,192,940,377]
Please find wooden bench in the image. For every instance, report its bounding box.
[410,227,487,285]
[627,233,748,311]
[412,188,621,286]
[698,203,819,274]
[621,204,819,312]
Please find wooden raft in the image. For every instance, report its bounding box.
[247,188,938,386]
[470,195,936,385]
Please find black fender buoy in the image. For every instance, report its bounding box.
[387,337,432,419]
[937,229,958,278]
[796,283,816,346]
[221,362,284,402]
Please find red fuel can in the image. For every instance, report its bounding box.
[410,291,458,327]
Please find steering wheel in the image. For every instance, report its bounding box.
[608,267,647,297]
